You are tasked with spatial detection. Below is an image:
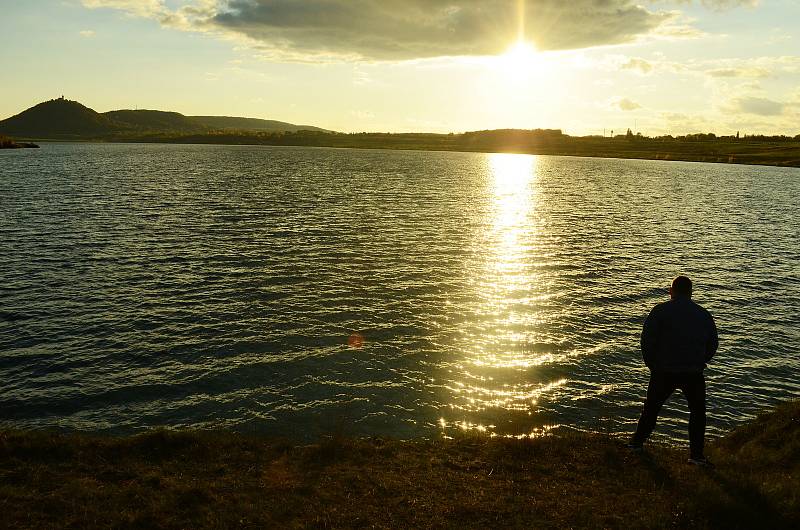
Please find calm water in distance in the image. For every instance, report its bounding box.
[1,143,799,443]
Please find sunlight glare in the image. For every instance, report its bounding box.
[491,152,536,233]
[497,41,540,81]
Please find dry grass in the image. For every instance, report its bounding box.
[1,401,797,529]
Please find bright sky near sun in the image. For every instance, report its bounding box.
[2,1,799,135]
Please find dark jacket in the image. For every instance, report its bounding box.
[641,297,718,373]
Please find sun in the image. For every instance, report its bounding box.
[503,41,538,63]
[496,41,540,80]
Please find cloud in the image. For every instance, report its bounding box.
[82,0,216,30]
[657,0,759,9]
[731,96,784,116]
[696,0,759,9]
[352,67,374,86]
[83,0,674,61]
[701,56,800,80]
[765,29,793,46]
[621,57,653,74]
[653,23,707,40]
[611,97,642,111]
[82,0,167,19]
[79,30,96,37]
[214,1,675,60]
[608,53,687,74]
[707,67,770,78]
[659,111,715,133]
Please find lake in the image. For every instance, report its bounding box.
[1,143,798,443]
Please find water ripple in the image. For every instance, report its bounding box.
[1,144,799,443]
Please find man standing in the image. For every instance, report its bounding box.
[629,276,718,466]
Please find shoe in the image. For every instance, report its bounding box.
[688,456,714,468]
[626,442,644,453]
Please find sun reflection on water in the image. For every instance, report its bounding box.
[440,153,567,437]
[481,153,543,367]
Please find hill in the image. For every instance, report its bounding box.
[191,115,327,132]
[104,110,208,134]
[0,400,797,528]
[0,98,328,138]
[0,98,117,137]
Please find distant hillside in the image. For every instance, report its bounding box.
[191,115,327,133]
[0,98,117,137]
[0,98,329,138]
[104,110,208,133]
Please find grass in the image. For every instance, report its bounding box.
[1,400,797,529]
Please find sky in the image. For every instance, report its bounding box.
[1,0,799,135]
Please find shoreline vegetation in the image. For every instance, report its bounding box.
[20,129,800,168]
[1,401,797,529]
[0,135,38,149]
[123,129,800,168]
[2,98,800,167]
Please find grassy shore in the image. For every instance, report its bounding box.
[1,401,797,529]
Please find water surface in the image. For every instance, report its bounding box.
[1,143,798,442]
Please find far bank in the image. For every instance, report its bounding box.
[124,131,800,168]
[0,135,38,149]
[14,133,800,169]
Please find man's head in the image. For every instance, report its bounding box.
[670,276,692,299]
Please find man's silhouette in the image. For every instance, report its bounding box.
[629,276,718,465]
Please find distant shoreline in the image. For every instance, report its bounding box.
[1,400,797,528]
[21,135,800,168]
[0,135,38,149]
[3,98,799,167]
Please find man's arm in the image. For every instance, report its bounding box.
[705,313,718,363]
[640,308,660,369]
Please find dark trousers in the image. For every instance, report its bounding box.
[632,371,706,457]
